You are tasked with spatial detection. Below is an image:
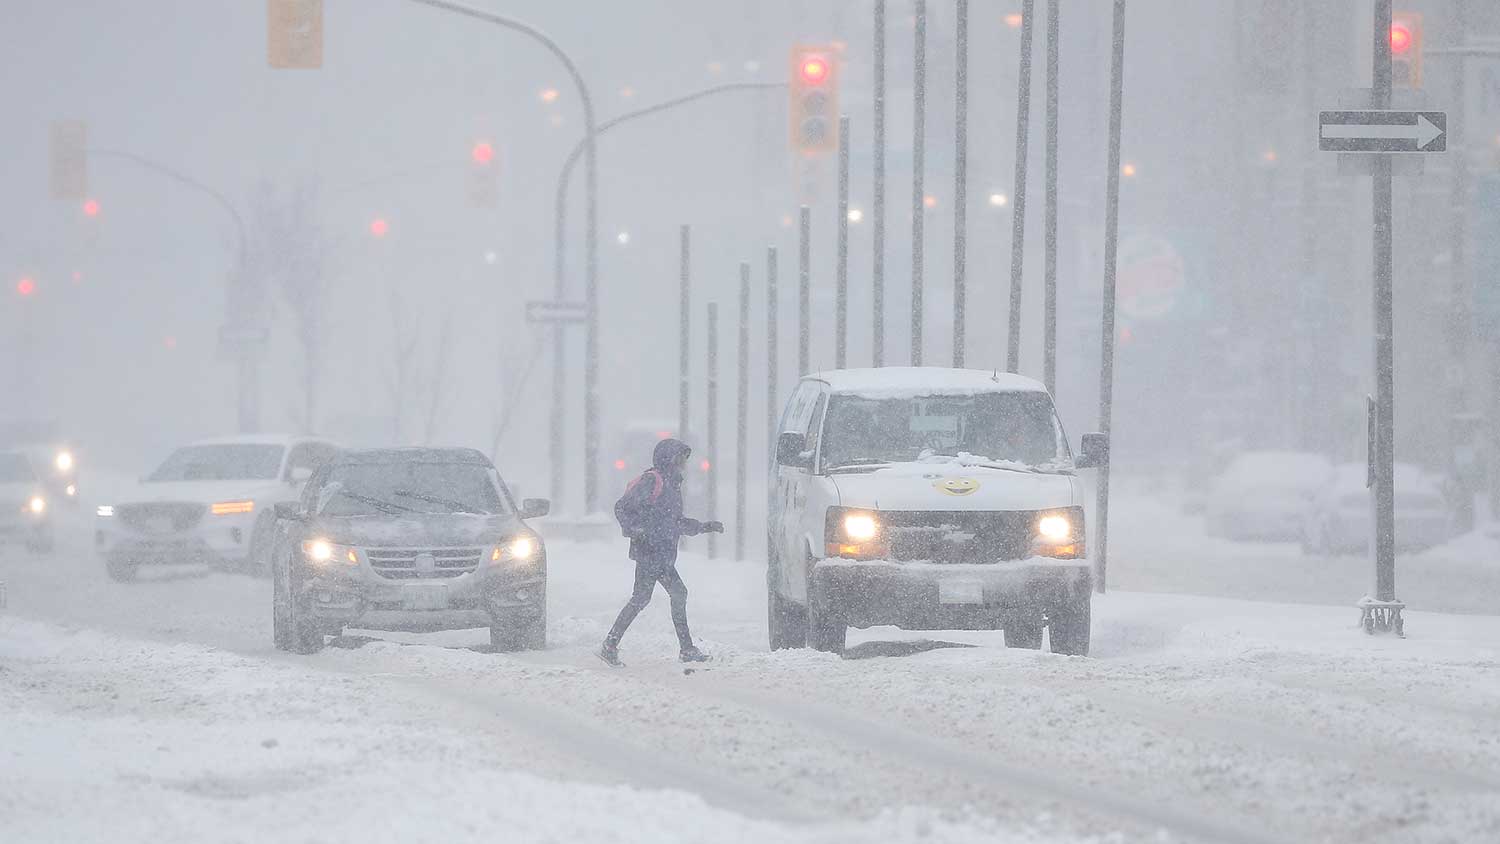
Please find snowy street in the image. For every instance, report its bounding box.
[4,506,1498,844]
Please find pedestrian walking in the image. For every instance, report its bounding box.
[600,438,723,666]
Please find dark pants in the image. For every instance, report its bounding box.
[606,562,692,649]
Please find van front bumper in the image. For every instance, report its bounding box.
[812,557,1091,631]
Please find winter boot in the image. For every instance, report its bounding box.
[679,645,710,663]
[597,641,624,667]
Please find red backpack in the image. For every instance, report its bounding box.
[613,469,664,537]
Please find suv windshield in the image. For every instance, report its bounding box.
[148,444,284,482]
[820,392,1069,471]
[0,452,37,483]
[317,462,508,517]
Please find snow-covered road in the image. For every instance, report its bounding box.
[3,512,1499,844]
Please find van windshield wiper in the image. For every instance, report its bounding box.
[827,458,893,473]
[392,489,483,515]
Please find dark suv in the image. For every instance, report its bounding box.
[270,448,549,654]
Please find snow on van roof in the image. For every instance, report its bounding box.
[806,367,1048,397]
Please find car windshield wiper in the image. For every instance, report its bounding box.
[336,490,416,514]
[392,489,483,515]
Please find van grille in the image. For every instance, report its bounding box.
[879,511,1036,563]
[366,547,483,579]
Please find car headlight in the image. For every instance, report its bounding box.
[302,539,358,566]
[492,535,539,564]
[843,513,880,542]
[1032,508,1085,559]
[96,504,114,517]
[825,507,886,559]
[28,496,47,515]
[211,499,255,516]
[65,484,77,497]
[55,451,74,472]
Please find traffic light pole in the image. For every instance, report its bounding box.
[799,206,812,375]
[706,301,720,560]
[87,148,256,433]
[952,0,969,368]
[910,0,927,367]
[1042,0,1060,393]
[1006,0,1036,375]
[872,0,888,367]
[679,225,692,439]
[1094,0,1126,595]
[736,264,750,562]
[836,115,851,369]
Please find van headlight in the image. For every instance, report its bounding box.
[825,507,886,559]
[302,539,358,566]
[1032,508,1085,559]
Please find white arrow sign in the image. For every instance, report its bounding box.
[1318,110,1447,153]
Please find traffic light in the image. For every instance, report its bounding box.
[469,141,498,208]
[268,0,323,69]
[789,46,839,155]
[1390,11,1422,88]
[17,277,36,297]
[369,218,389,238]
[50,120,87,200]
[82,198,100,217]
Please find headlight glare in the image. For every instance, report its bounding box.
[55,451,74,472]
[96,505,114,517]
[28,496,47,514]
[303,539,332,562]
[493,535,538,563]
[1037,514,1072,541]
[843,513,880,542]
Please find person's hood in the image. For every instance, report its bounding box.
[829,458,1080,512]
[653,438,693,474]
[309,512,522,548]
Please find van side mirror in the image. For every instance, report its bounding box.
[1076,432,1109,469]
[274,501,305,521]
[288,466,313,485]
[519,498,551,519]
[776,432,810,468]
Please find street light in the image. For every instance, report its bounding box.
[989,192,1009,207]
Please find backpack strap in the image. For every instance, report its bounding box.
[625,469,665,502]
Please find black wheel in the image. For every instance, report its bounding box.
[806,560,845,654]
[105,555,137,582]
[288,563,325,654]
[1048,590,1092,656]
[271,552,293,651]
[490,611,547,652]
[766,543,806,650]
[247,511,276,577]
[1004,619,1045,649]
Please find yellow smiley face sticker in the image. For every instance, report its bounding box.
[934,477,981,496]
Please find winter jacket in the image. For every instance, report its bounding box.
[615,438,705,567]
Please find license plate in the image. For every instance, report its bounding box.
[403,585,449,611]
[938,579,985,605]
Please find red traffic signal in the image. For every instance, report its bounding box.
[789,45,840,155]
[82,198,100,217]
[471,141,494,165]
[369,218,389,238]
[798,56,830,85]
[1389,11,1422,87]
[17,277,37,297]
[1389,24,1412,54]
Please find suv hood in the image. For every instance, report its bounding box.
[311,512,521,548]
[118,479,286,504]
[830,461,1079,511]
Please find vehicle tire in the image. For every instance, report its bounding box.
[766,544,806,650]
[1004,619,1045,649]
[247,511,276,578]
[271,552,293,651]
[105,555,138,582]
[1048,591,1092,656]
[805,560,845,655]
[490,609,547,652]
[288,563,325,655]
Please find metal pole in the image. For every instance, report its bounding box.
[1094,0,1126,595]
[767,246,780,446]
[911,0,927,366]
[1007,0,1036,374]
[799,206,812,374]
[679,224,692,437]
[1370,0,1398,607]
[953,0,969,368]
[736,264,750,561]
[873,0,887,367]
[1042,0,1060,392]
[1446,0,1476,532]
[551,183,568,509]
[1297,2,1318,453]
[837,114,851,369]
[706,301,720,560]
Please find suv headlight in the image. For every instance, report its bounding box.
[302,539,358,566]
[55,451,74,473]
[1032,507,1085,559]
[27,496,47,515]
[492,535,540,565]
[96,504,114,517]
[825,507,886,559]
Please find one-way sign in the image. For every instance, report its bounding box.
[1318,110,1446,153]
[526,300,588,324]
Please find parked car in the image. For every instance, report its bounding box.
[1301,462,1450,555]
[767,368,1107,656]
[1203,451,1334,542]
[269,447,550,654]
[94,435,339,581]
[0,417,81,507]
[0,450,54,553]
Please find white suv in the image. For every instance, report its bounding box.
[767,368,1107,655]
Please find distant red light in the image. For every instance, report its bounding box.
[656,430,672,440]
[82,198,100,217]
[72,271,83,283]
[614,459,627,470]
[164,336,178,350]
[1390,24,1412,55]
[799,56,830,84]
[370,218,389,237]
[699,459,712,472]
[472,142,494,165]
[16,277,36,297]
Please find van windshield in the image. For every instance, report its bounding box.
[820,392,1069,471]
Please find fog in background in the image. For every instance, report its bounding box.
[5,0,1500,513]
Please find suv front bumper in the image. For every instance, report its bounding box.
[812,557,1091,631]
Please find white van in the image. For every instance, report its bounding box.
[767,368,1107,655]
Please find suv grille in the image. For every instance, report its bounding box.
[366,547,483,579]
[117,502,206,532]
[880,511,1035,563]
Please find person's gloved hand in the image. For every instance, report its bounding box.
[703,521,725,534]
